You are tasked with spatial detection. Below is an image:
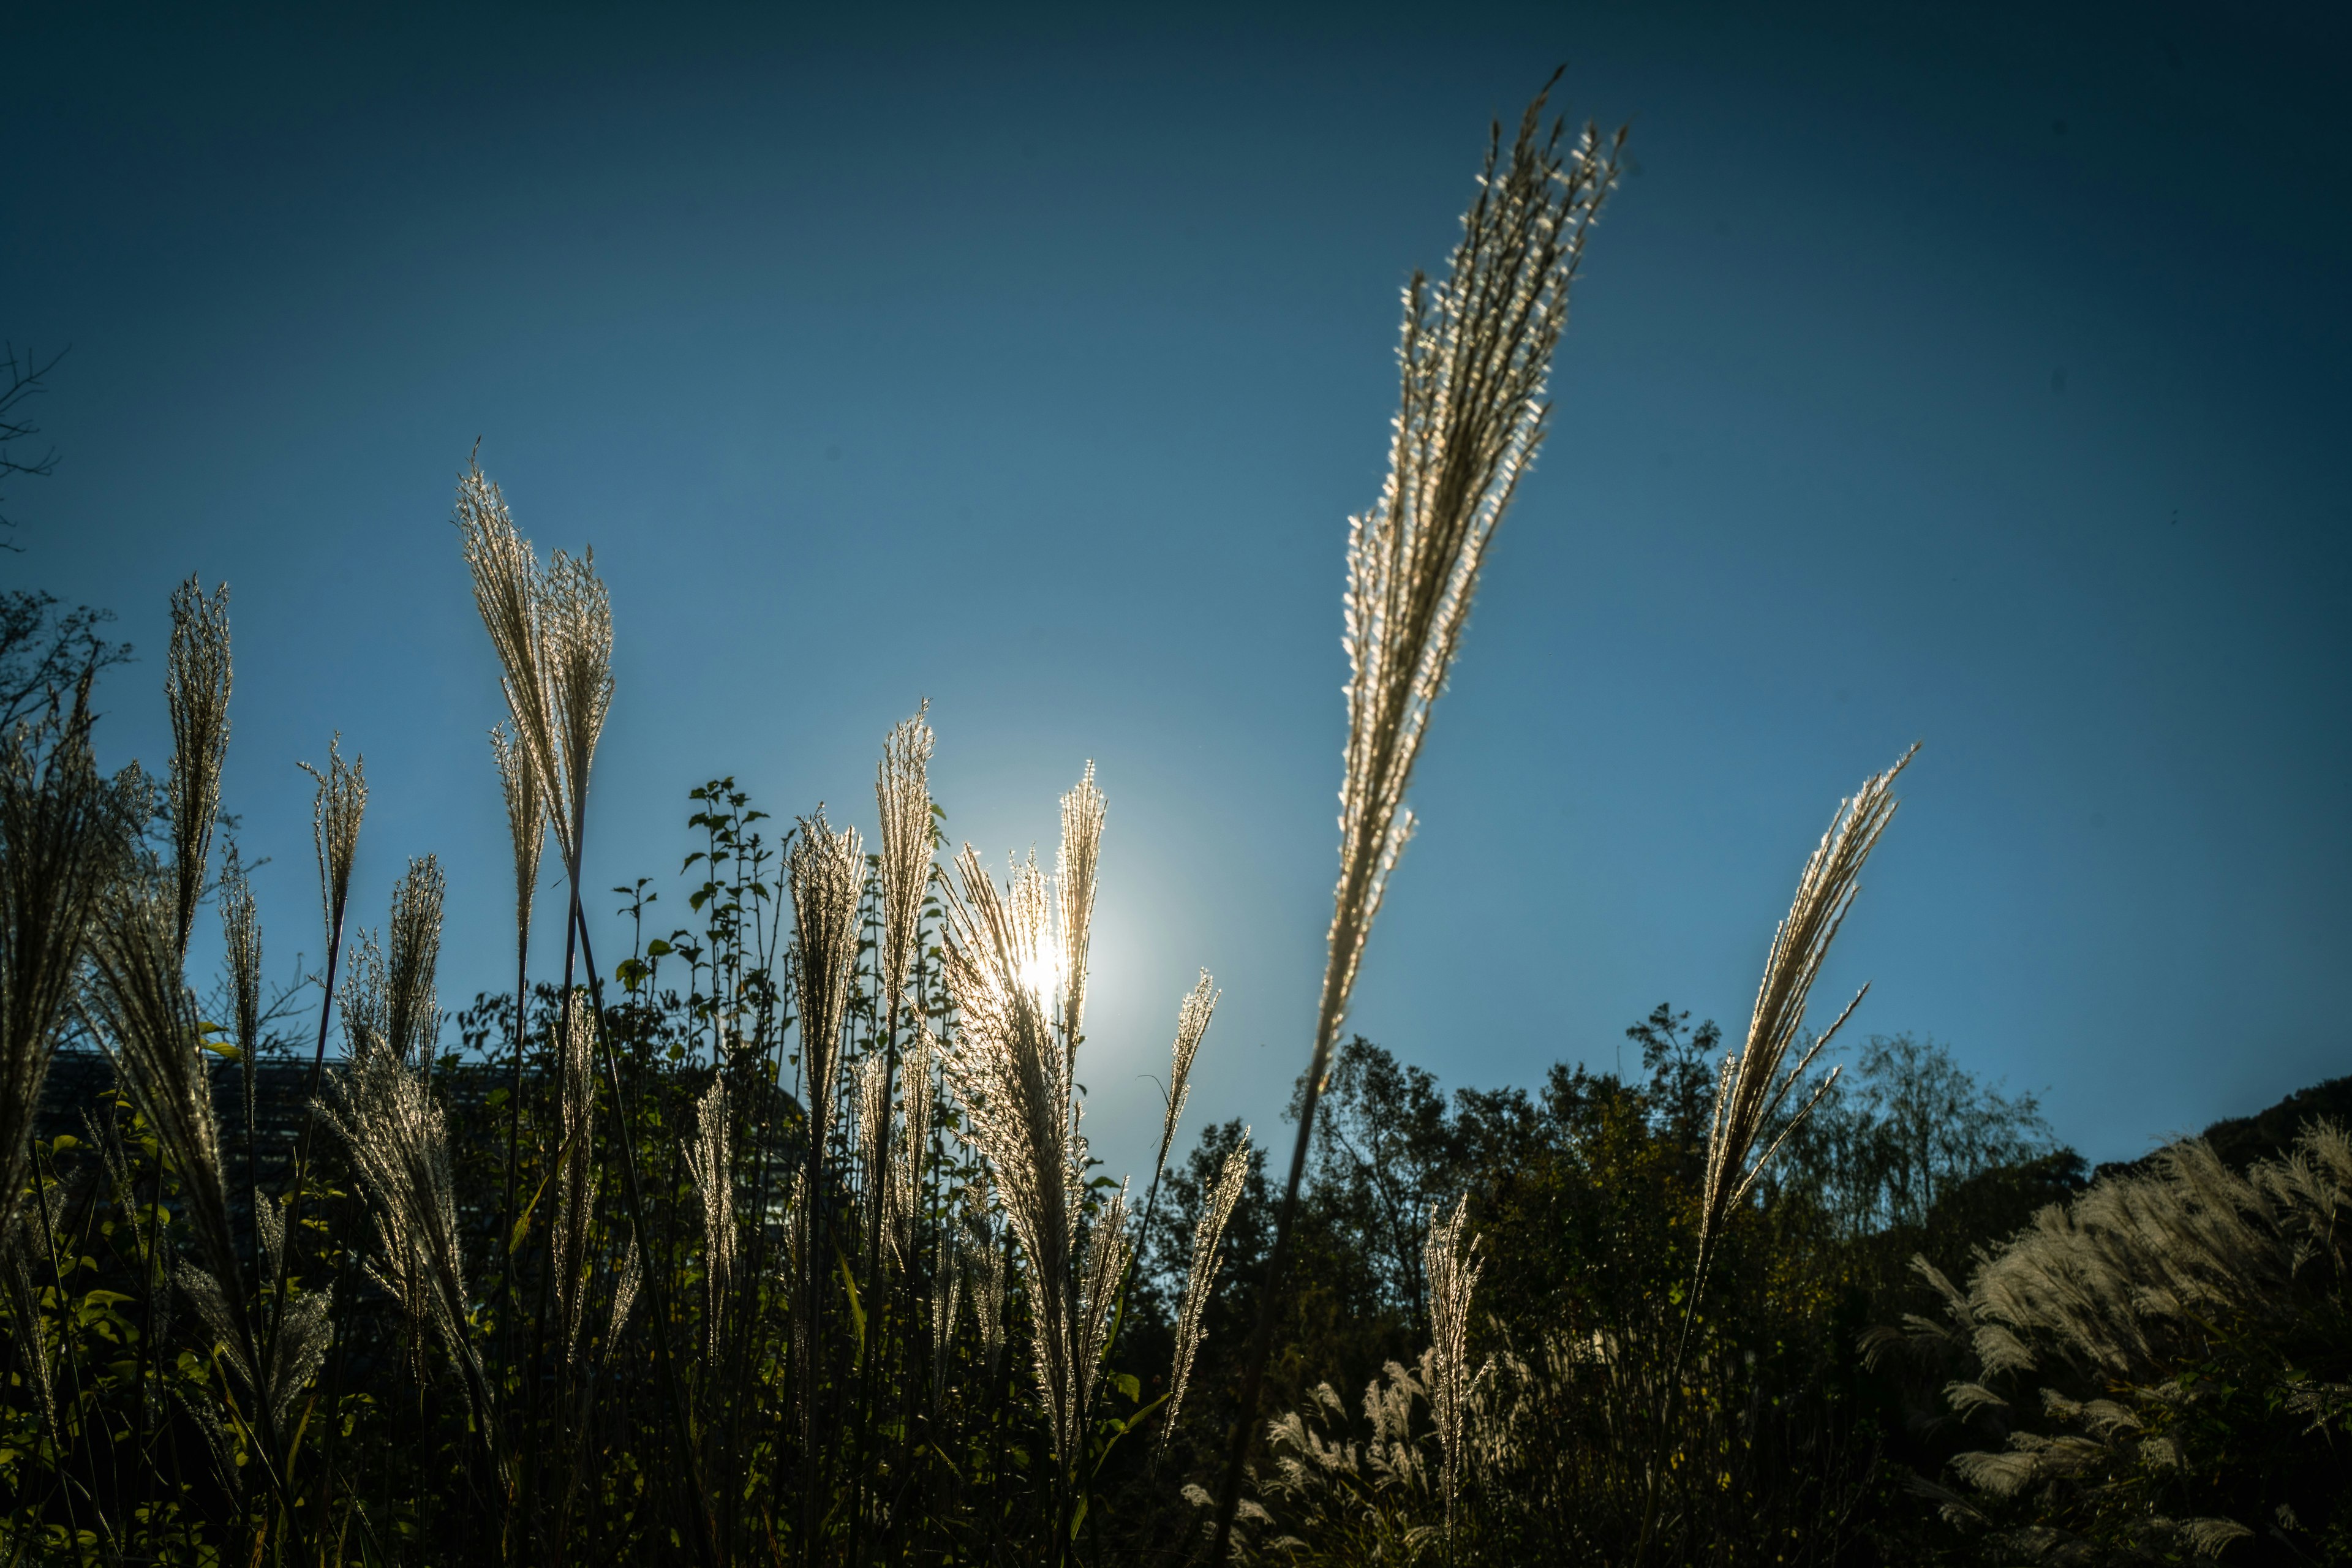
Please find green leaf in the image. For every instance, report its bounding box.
[835,1246,867,1368]
[510,1172,551,1255]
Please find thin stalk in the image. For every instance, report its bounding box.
[571,888,723,1568]
[498,936,529,1371]
[271,910,347,1338]
[1634,1237,1714,1567]
[846,985,904,1567]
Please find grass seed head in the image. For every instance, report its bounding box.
[788,809,865,1140]
[1166,1133,1251,1449]
[491,721,545,955]
[299,733,366,956]
[1156,971,1219,1185]
[165,576,232,959]
[0,689,127,1242]
[1699,745,1917,1272]
[385,854,445,1074]
[874,703,935,1006]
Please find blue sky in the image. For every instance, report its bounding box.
[6,0,2346,1177]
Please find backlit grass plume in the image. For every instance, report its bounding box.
[1632,746,1915,1565]
[875,704,935,1008]
[84,864,315,1509]
[929,1216,963,1407]
[684,1076,733,1361]
[1215,77,1624,1556]
[301,734,366,962]
[0,690,126,1245]
[864,705,936,1293]
[490,720,543,1309]
[1074,1179,1133,1446]
[165,576,231,959]
[328,1037,505,1487]
[1882,1123,2350,1560]
[553,990,598,1365]
[940,805,1095,1469]
[1425,1194,1485,1539]
[456,458,613,1019]
[788,804,864,1443]
[1314,86,1620,1101]
[538,546,614,872]
[790,809,865,1151]
[892,1028,936,1262]
[857,1050,892,1256]
[491,722,545,957]
[456,459,574,865]
[1153,971,1219,1191]
[1697,745,1917,1286]
[338,930,386,1057]
[385,854,445,1072]
[288,733,366,1208]
[1057,763,1104,1054]
[219,844,264,1193]
[1164,1133,1250,1452]
[971,1185,1008,1376]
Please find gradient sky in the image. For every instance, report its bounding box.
[7,1,2346,1180]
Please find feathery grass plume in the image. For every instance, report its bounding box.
[1313,87,1621,1102]
[861,705,934,1327]
[220,845,264,1181]
[0,688,126,1244]
[1057,763,1104,1053]
[1889,1123,2351,1561]
[970,1187,1008,1374]
[552,990,598,1363]
[285,732,365,1281]
[938,785,1114,1467]
[1166,1134,1250,1449]
[385,854,445,1072]
[790,809,865,1147]
[929,1213,963,1406]
[684,1076,734,1360]
[610,1237,643,1344]
[938,846,1074,1413]
[300,734,366,960]
[455,459,566,856]
[1075,1180,1133,1420]
[1697,745,1916,1285]
[892,1028,937,1261]
[1216,78,1625,1558]
[489,718,545,1325]
[1425,1194,1485,1537]
[86,866,237,1279]
[1625,748,1913,1564]
[857,1050,891,1253]
[874,703,935,1008]
[538,546,614,870]
[491,722,545,947]
[338,930,386,1057]
[1154,971,1219,1188]
[327,1040,504,1479]
[165,576,231,959]
[83,865,315,1499]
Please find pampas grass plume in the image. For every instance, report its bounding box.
[165,576,230,959]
